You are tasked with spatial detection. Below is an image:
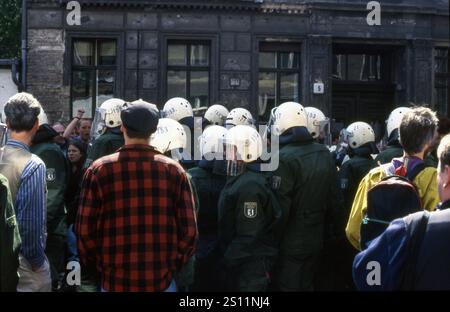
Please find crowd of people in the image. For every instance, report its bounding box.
[1,92,450,292]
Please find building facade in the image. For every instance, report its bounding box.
[26,0,449,132]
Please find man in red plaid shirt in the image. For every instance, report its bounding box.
[76,102,198,292]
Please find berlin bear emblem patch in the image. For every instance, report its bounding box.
[244,202,257,219]
[46,168,56,182]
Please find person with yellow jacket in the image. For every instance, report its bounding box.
[346,107,440,250]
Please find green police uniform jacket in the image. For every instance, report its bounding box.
[31,141,68,236]
[375,144,403,165]
[338,154,377,221]
[274,134,341,256]
[85,130,124,168]
[0,174,21,291]
[218,167,280,268]
[188,160,226,258]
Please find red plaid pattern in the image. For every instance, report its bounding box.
[75,144,198,292]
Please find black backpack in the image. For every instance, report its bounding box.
[360,163,425,250]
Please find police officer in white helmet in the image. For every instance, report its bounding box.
[85,98,127,168]
[217,125,280,291]
[305,107,330,145]
[204,104,229,127]
[270,101,341,291]
[375,107,412,165]
[225,108,254,129]
[187,125,228,291]
[163,97,201,170]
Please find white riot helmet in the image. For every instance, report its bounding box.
[0,123,7,147]
[199,125,227,160]
[225,108,253,129]
[150,118,187,156]
[100,98,125,128]
[131,99,159,113]
[163,97,193,121]
[204,104,229,126]
[225,125,262,163]
[345,122,375,149]
[305,107,327,139]
[386,107,411,138]
[272,102,308,136]
[90,98,126,141]
[38,108,48,126]
[0,105,5,123]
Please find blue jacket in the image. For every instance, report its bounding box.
[353,200,450,290]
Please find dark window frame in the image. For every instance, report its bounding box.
[166,40,211,108]
[69,37,119,119]
[258,43,302,121]
[434,47,450,116]
[332,53,390,82]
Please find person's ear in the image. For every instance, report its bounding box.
[444,165,450,188]
[33,119,39,131]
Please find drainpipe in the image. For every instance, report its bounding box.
[11,59,23,89]
[21,0,27,91]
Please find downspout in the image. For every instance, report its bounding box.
[11,60,23,89]
[21,0,27,91]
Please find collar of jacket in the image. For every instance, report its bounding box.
[108,127,123,135]
[438,200,450,211]
[198,159,215,170]
[6,139,30,152]
[32,124,58,144]
[179,116,195,129]
[117,144,157,153]
[351,142,379,158]
[279,126,313,146]
[387,128,402,147]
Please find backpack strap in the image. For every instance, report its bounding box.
[406,163,426,182]
[400,211,430,290]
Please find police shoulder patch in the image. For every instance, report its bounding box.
[244,202,258,219]
[46,168,56,182]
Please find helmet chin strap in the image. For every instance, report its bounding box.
[163,141,172,154]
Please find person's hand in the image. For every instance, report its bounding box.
[76,108,85,119]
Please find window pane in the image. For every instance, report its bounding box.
[99,41,116,66]
[435,58,448,74]
[167,70,186,99]
[333,54,346,79]
[435,49,449,74]
[97,70,115,106]
[259,52,276,69]
[436,48,449,58]
[258,72,276,120]
[347,54,364,81]
[360,55,382,81]
[435,76,449,116]
[280,52,300,69]
[168,44,187,66]
[280,73,299,101]
[190,44,209,66]
[73,41,94,66]
[72,70,94,118]
[189,71,209,108]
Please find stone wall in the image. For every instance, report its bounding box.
[26,0,449,122]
